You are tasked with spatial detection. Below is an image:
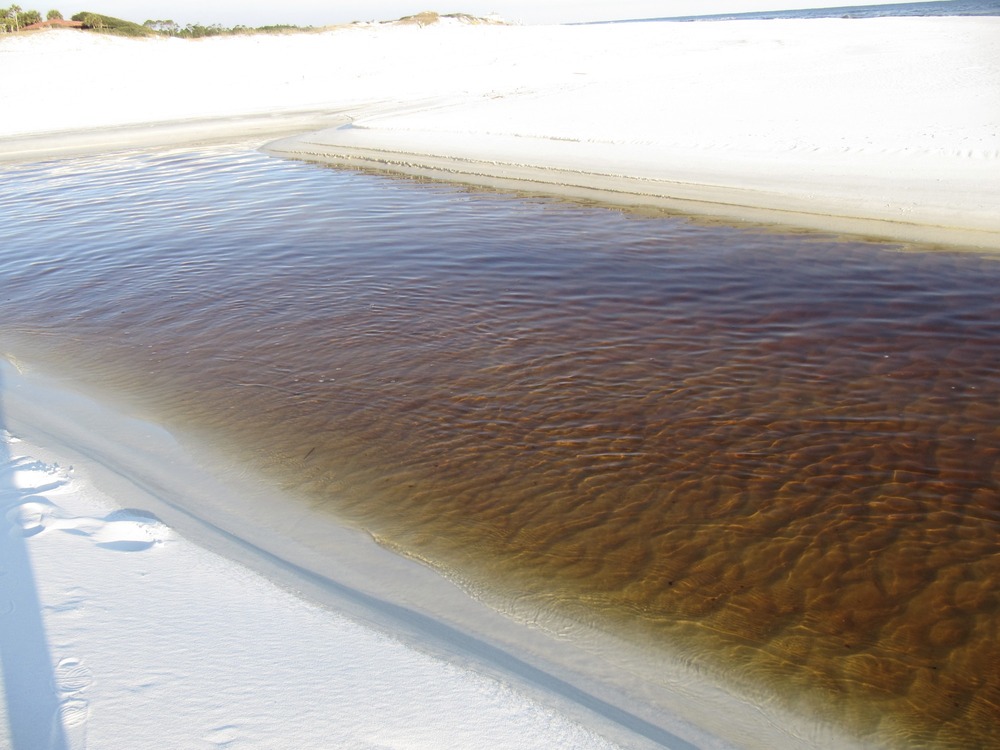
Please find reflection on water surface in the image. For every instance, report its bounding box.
[1,145,998,747]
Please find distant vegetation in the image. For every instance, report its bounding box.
[71,11,150,35]
[141,18,313,37]
[1,6,315,36]
[1,5,45,30]
[1,6,504,35]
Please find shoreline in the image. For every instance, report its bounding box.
[0,111,352,163]
[264,126,1000,252]
[0,357,674,750]
[2,17,997,251]
[6,113,997,250]
[0,357,867,749]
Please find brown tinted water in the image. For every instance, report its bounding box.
[1,145,998,747]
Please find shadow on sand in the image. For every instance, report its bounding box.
[0,364,69,749]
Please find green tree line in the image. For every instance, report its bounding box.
[1,5,63,31]
[1,6,314,36]
[143,18,312,38]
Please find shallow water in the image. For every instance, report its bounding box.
[2,144,999,747]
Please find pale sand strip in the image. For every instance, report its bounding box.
[265,124,1000,251]
[0,111,350,162]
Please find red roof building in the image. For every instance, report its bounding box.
[21,18,85,30]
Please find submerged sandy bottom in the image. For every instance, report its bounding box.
[0,442,623,750]
[2,358,850,750]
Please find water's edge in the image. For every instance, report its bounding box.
[1,356,864,750]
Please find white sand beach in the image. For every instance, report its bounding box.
[2,14,999,248]
[2,11,999,749]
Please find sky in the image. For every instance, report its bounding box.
[57,0,919,27]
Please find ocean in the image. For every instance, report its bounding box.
[599,0,1000,23]
[1,143,999,747]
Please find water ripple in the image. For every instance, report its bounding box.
[2,143,1000,747]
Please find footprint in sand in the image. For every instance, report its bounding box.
[7,497,170,552]
[55,657,94,694]
[6,497,58,537]
[202,725,240,747]
[0,457,71,496]
[89,509,170,552]
[55,657,93,748]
